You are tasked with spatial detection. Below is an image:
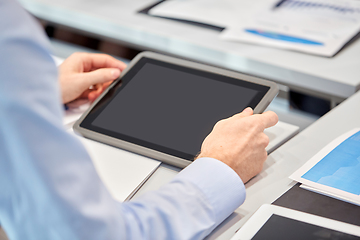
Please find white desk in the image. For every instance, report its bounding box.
[19,0,360,106]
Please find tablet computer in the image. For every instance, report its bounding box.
[74,52,278,168]
[231,204,360,240]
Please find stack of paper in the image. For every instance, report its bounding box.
[149,0,360,57]
[290,128,360,206]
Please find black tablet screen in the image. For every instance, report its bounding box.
[252,215,360,240]
[80,58,269,160]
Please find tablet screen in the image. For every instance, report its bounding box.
[252,214,360,240]
[80,58,270,160]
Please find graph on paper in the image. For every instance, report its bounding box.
[290,128,360,206]
[221,0,360,56]
[302,130,360,195]
[274,0,360,15]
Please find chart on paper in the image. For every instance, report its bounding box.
[290,128,360,206]
[301,131,360,195]
[221,0,360,56]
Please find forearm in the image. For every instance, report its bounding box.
[0,2,246,239]
[120,158,245,239]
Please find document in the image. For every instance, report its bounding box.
[64,104,161,202]
[73,131,161,202]
[221,0,360,56]
[149,0,360,56]
[290,128,360,206]
[148,0,275,28]
[264,121,299,154]
[63,102,90,128]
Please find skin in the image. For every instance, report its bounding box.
[197,107,278,183]
[59,52,127,105]
[58,52,279,183]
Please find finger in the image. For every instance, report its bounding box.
[81,68,120,87]
[242,107,253,115]
[79,88,92,99]
[88,91,99,102]
[94,84,104,95]
[232,107,253,118]
[102,81,113,89]
[259,111,279,129]
[260,132,270,148]
[81,53,127,72]
[86,79,113,102]
[88,84,111,102]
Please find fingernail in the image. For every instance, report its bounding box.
[243,107,252,113]
[112,69,121,78]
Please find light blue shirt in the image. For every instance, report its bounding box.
[0,1,246,239]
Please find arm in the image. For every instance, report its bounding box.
[0,1,277,239]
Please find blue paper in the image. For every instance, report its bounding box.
[302,130,360,195]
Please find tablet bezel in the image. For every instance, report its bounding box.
[232,204,360,240]
[73,51,279,168]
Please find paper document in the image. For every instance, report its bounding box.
[290,128,360,206]
[221,0,360,56]
[72,130,161,202]
[264,121,299,154]
[149,0,360,56]
[64,104,161,202]
[148,0,275,28]
[63,102,90,128]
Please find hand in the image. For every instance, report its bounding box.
[59,52,127,105]
[197,107,278,183]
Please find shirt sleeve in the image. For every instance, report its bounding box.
[121,157,245,239]
[0,1,246,240]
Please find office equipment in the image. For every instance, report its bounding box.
[231,204,360,240]
[64,96,299,204]
[200,82,360,239]
[133,120,300,197]
[25,3,360,238]
[273,183,360,227]
[290,128,360,206]
[74,51,278,168]
[62,85,161,203]
[60,59,161,203]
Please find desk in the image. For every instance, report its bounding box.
[134,88,360,239]
[63,104,299,205]
[49,34,357,239]
[19,0,360,106]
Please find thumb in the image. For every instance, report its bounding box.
[81,68,121,87]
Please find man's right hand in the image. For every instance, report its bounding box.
[197,107,278,183]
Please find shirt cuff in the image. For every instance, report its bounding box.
[173,157,246,222]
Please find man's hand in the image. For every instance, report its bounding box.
[59,52,127,105]
[197,107,278,183]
